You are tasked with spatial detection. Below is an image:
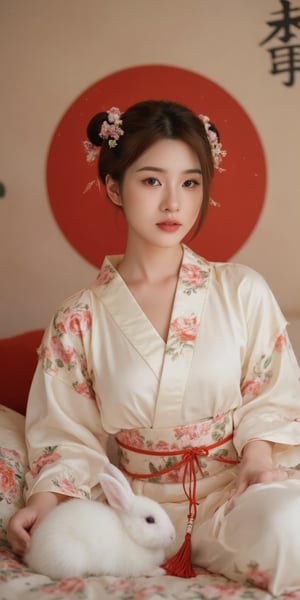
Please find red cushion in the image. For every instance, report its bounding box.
[0,330,44,415]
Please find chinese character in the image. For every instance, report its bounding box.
[260,0,300,45]
[260,0,300,86]
[268,44,300,85]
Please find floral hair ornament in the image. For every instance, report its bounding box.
[82,106,124,193]
[198,114,227,173]
[198,114,227,207]
[100,106,124,149]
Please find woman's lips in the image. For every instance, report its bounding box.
[157,221,181,232]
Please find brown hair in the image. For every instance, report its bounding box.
[87,100,218,234]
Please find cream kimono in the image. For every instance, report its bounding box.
[25,245,300,594]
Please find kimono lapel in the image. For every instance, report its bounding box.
[152,245,211,427]
[93,255,165,378]
[93,247,211,428]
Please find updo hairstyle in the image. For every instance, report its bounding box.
[87,99,219,232]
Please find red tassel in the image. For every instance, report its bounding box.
[161,532,196,578]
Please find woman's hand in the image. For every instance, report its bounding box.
[226,440,288,512]
[7,505,39,557]
[7,491,67,557]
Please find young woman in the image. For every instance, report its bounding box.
[8,100,300,594]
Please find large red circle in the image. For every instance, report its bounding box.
[47,65,266,268]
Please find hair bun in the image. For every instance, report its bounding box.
[86,112,107,147]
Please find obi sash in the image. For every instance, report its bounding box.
[116,411,239,531]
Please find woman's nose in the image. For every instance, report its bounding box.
[160,187,180,212]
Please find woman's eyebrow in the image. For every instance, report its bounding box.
[136,166,165,173]
[183,168,202,175]
[136,166,202,174]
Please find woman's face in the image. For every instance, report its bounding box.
[106,138,203,251]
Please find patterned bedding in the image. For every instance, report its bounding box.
[1,404,299,600]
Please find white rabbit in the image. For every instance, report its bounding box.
[24,462,176,579]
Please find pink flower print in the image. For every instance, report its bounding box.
[40,352,59,375]
[245,566,270,590]
[133,586,165,599]
[73,381,95,400]
[45,578,86,594]
[181,264,203,287]
[97,266,113,285]
[213,581,241,598]
[63,309,92,337]
[192,423,210,438]
[241,379,263,398]
[0,555,26,578]
[1,448,22,461]
[174,422,211,442]
[56,320,66,334]
[117,430,145,449]
[107,579,137,593]
[153,440,179,452]
[164,469,182,484]
[275,333,286,352]
[30,450,62,477]
[53,478,79,495]
[49,335,77,365]
[39,344,52,360]
[170,315,198,342]
[0,463,17,502]
[57,578,86,593]
[174,425,189,438]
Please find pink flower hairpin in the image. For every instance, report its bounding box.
[99,106,124,149]
[199,114,227,172]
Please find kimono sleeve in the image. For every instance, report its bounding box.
[24,295,109,502]
[233,269,300,459]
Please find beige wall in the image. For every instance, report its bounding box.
[1,0,299,355]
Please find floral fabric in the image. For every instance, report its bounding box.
[3,537,296,600]
[0,406,27,541]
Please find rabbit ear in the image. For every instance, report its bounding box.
[103,462,132,492]
[99,473,133,513]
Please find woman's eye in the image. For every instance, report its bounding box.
[183,179,199,188]
[144,177,160,186]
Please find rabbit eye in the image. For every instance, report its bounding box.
[145,515,156,524]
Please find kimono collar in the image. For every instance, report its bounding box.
[93,245,211,426]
